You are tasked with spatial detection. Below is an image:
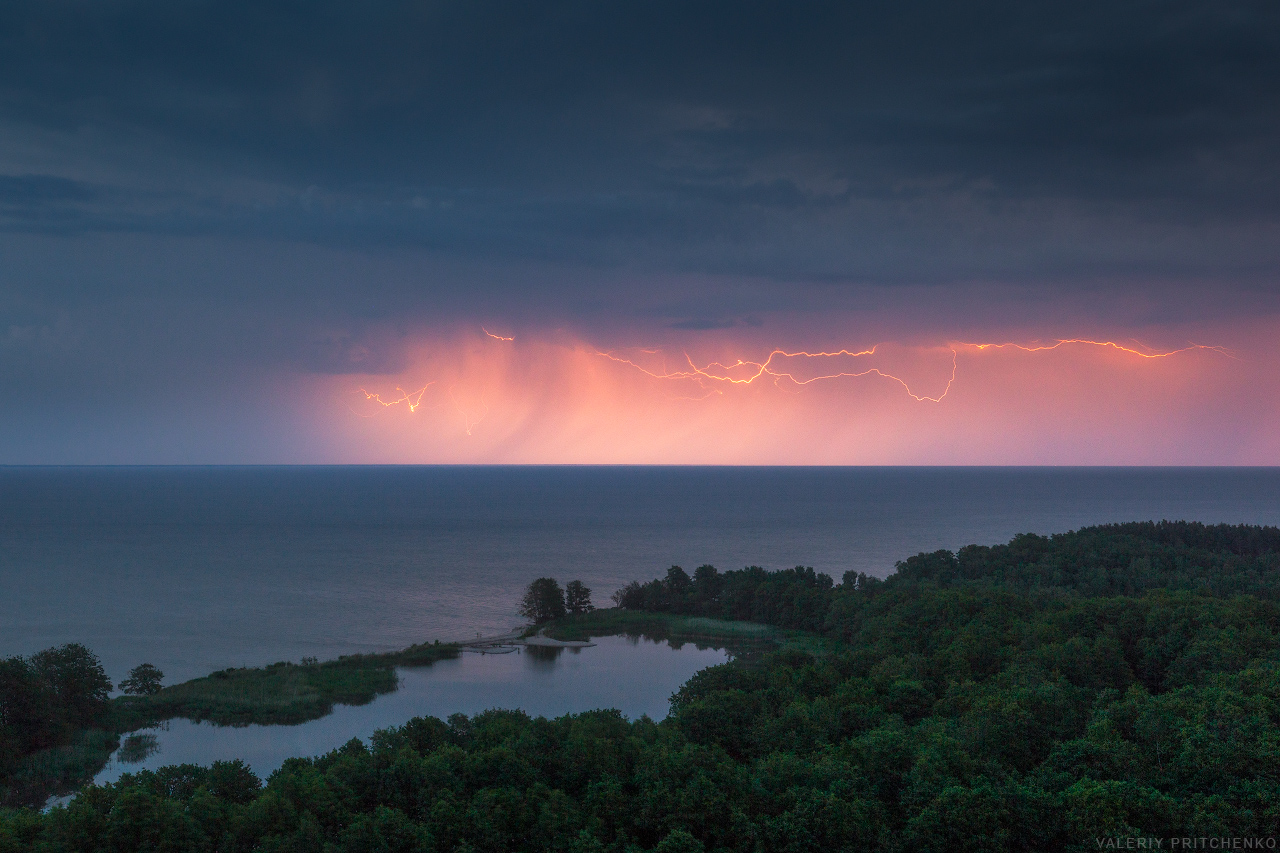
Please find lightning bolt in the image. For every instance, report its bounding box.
[354,329,513,432]
[449,386,489,435]
[957,340,1233,360]
[596,338,1230,403]
[353,336,1232,435]
[596,345,956,400]
[358,383,434,413]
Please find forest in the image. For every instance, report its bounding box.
[3,521,1280,851]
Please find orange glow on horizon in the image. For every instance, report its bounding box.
[324,325,1269,465]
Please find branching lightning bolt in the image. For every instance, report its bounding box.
[595,338,1231,403]
[353,336,1232,435]
[355,328,507,432]
[957,340,1233,360]
[449,386,489,435]
[358,383,434,414]
[596,345,957,401]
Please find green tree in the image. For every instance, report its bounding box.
[692,565,722,610]
[28,643,111,730]
[119,664,165,696]
[611,581,644,609]
[0,656,55,757]
[565,581,594,615]
[664,566,692,599]
[519,578,566,624]
[654,828,705,853]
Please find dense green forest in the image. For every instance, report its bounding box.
[5,521,1280,851]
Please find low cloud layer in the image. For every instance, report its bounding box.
[1,0,1278,284]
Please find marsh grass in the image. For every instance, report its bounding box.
[116,641,459,728]
[540,609,846,663]
[114,733,160,764]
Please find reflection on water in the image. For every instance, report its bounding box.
[522,643,576,669]
[116,733,161,764]
[90,635,727,786]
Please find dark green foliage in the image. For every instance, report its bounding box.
[0,656,55,759]
[620,563,836,632]
[27,644,112,733]
[520,577,567,624]
[611,580,644,609]
[0,644,113,807]
[8,522,1280,849]
[0,729,119,809]
[565,580,594,616]
[896,521,1280,598]
[119,664,164,697]
[0,645,110,772]
[692,565,723,607]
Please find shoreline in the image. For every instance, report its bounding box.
[15,612,759,808]
[455,627,596,654]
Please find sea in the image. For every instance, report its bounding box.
[4,466,1279,684]
[6,466,1280,786]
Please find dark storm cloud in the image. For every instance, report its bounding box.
[0,0,1278,284]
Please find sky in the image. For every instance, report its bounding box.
[1,0,1278,464]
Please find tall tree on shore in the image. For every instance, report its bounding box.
[612,580,644,609]
[119,663,164,696]
[565,580,594,615]
[29,643,111,730]
[519,578,567,624]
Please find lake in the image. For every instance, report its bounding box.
[90,635,730,786]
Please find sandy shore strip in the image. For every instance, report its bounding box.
[450,628,595,654]
[520,636,594,648]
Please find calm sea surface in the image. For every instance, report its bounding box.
[3,466,1279,683]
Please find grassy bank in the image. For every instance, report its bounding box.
[540,607,774,640]
[116,641,460,728]
[537,607,822,657]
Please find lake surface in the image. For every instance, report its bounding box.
[3,466,1279,684]
[91,635,729,786]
